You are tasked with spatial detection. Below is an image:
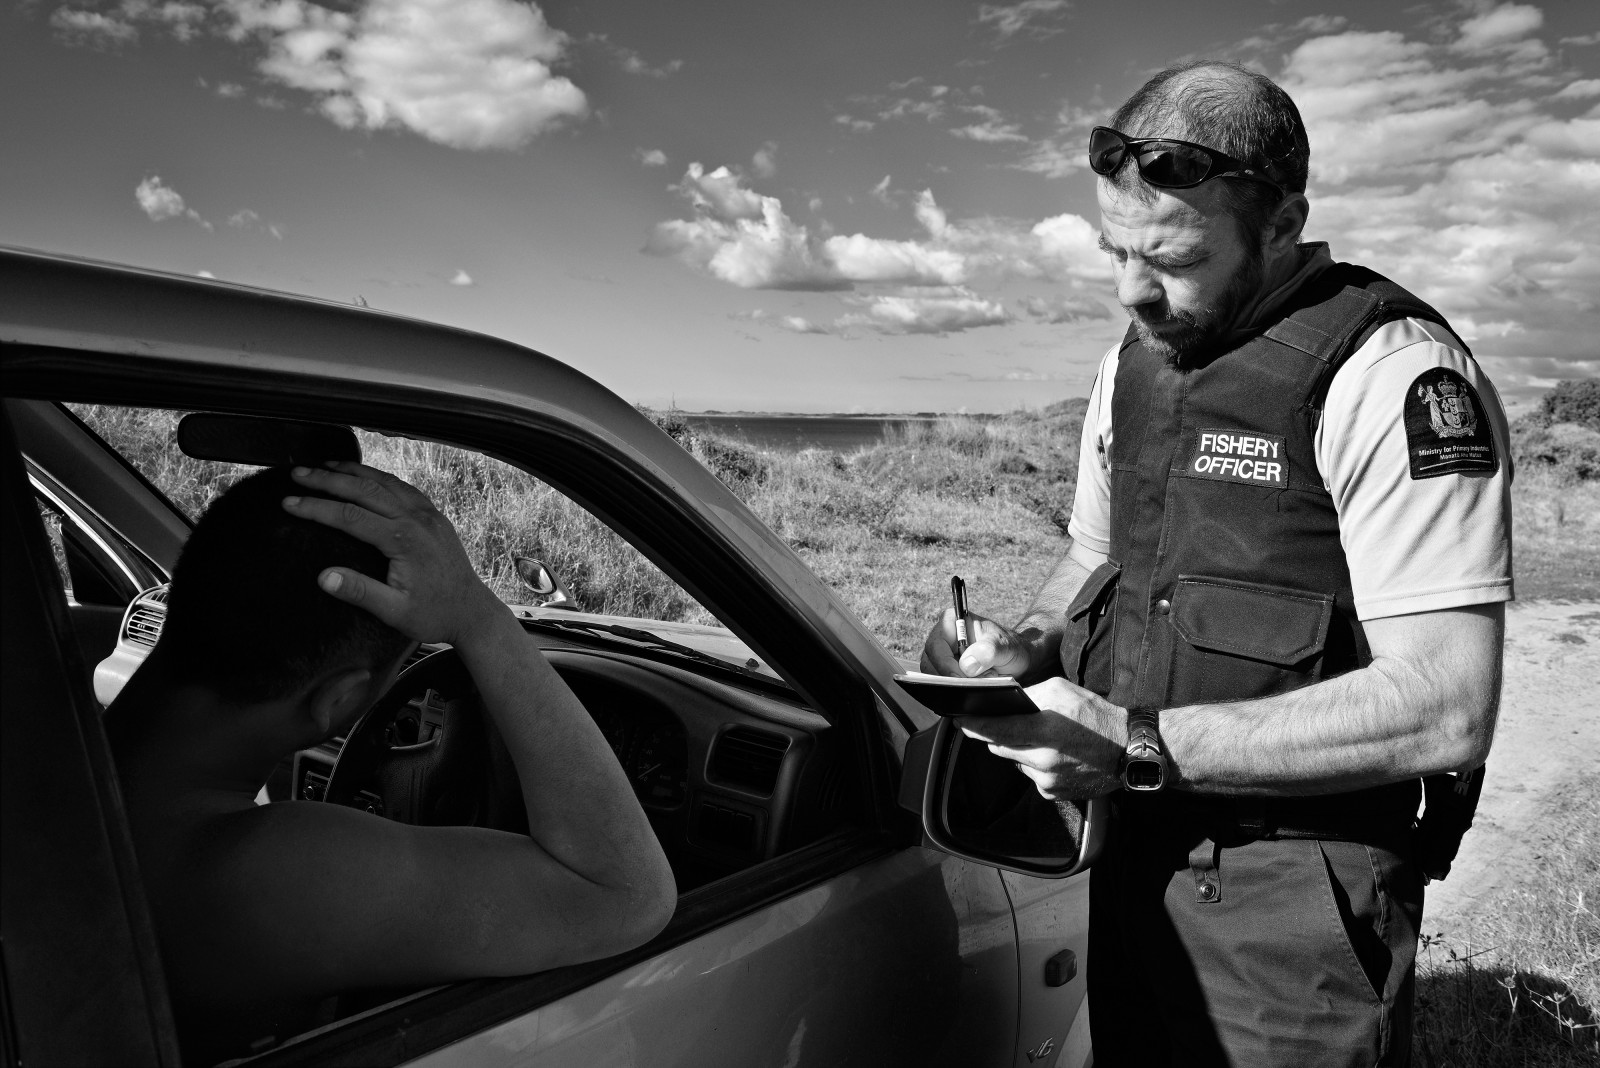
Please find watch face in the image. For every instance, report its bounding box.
[1123,757,1165,791]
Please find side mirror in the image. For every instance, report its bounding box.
[899,718,1104,879]
[514,557,574,609]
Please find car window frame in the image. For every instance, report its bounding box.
[2,353,913,1066]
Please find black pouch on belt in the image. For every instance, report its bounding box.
[1415,764,1486,883]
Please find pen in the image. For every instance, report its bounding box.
[951,575,972,655]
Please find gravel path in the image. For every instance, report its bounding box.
[1420,600,1600,938]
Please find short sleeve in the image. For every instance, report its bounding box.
[1066,346,1119,556]
[1316,319,1513,620]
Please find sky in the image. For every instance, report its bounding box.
[2,0,1597,414]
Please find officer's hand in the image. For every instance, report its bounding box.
[284,461,505,647]
[956,677,1128,799]
[921,608,1037,679]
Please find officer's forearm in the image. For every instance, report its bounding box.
[1013,541,1105,670]
[1160,604,1502,795]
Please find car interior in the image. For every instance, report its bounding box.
[11,397,873,1059]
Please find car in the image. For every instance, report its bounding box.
[1,245,1104,1068]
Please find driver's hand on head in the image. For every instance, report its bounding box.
[920,608,1036,679]
[284,461,504,647]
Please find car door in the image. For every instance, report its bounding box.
[403,851,1020,1067]
[0,408,181,1066]
[1006,871,1092,1068]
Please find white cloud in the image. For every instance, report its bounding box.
[870,175,893,204]
[1553,79,1600,100]
[1017,294,1111,323]
[951,104,1027,143]
[1277,9,1600,362]
[645,165,845,291]
[135,176,210,228]
[449,268,473,286]
[636,147,668,167]
[975,0,1070,42]
[673,163,766,220]
[59,0,588,150]
[648,166,1110,296]
[1453,3,1542,53]
[751,141,778,179]
[823,233,967,286]
[196,269,216,278]
[226,207,284,238]
[590,35,682,78]
[50,8,138,43]
[840,287,1011,335]
[834,114,875,132]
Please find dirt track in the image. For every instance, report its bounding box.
[1420,601,1600,938]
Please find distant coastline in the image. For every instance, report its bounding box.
[678,411,999,452]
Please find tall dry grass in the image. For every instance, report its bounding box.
[70,405,712,623]
[1413,776,1599,1066]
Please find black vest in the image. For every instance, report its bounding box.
[1062,262,1459,834]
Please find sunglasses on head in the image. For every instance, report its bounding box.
[1088,126,1284,193]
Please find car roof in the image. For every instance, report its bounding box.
[0,245,686,472]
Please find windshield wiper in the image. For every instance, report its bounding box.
[519,616,767,679]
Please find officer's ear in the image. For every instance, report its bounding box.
[305,667,375,738]
[1264,193,1309,255]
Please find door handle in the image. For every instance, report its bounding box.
[1044,948,1077,987]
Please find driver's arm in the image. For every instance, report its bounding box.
[244,463,675,991]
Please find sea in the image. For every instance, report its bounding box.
[682,413,975,452]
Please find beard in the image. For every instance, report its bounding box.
[1130,246,1266,368]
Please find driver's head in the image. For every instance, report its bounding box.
[159,466,412,706]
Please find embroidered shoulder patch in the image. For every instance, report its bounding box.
[1186,429,1288,487]
[1405,368,1498,479]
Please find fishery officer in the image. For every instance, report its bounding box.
[922,60,1511,1066]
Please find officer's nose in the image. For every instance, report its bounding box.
[1116,258,1164,312]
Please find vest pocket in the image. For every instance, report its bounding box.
[1167,576,1333,703]
[1059,560,1120,692]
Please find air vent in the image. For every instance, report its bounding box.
[125,604,165,647]
[402,644,438,670]
[708,727,789,796]
[144,585,170,604]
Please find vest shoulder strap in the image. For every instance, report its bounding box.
[1264,262,1466,414]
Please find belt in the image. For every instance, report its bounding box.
[1116,784,1420,849]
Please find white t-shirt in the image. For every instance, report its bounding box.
[1066,267,1513,621]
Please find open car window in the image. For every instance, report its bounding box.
[68,404,718,627]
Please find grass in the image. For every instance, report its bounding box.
[1413,775,1599,1067]
[70,405,713,624]
[73,402,1087,660]
[1508,468,1600,602]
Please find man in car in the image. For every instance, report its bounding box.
[106,461,676,1062]
[922,62,1509,1065]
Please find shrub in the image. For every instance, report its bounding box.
[1533,379,1600,433]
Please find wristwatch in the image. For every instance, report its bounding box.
[1121,709,1167,792]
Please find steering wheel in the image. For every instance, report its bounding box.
[323,648,526,831]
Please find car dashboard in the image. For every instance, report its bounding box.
[97,585,848,894]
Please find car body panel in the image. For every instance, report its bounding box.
[1005,870,1092,1068]
[406,851,1018,1068]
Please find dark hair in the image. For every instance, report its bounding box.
[1107,61,1310,244]
[159,466,410,704]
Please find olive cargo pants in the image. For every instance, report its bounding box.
[1087,806,1424,1067]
